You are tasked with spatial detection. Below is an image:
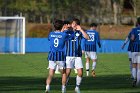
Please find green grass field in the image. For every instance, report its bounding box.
[0,53,140,93]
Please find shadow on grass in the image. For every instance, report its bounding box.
[0,74,139,92]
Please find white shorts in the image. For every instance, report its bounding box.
[48,61,66,70]
[85,52,97,60]
[66,57,83,69]
[131,52,140,63]
[128,51,132,59]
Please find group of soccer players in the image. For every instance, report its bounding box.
[45,18,101,93]
[122,17,140,87]
[45,17,140,93]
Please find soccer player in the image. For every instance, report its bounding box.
[55,20,71,74]
[65,18,89,93]
[130,17,140,87]
[62,20,78,74]
[84,23,101,77]
[45,19,68,93]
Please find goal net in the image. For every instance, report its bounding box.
[0,17,25,54]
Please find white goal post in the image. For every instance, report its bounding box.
[0,17,25,54]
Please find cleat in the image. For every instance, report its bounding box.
[62,87,66,93]
[45,90,49,93]
[86,70,89,76]
[75,87,81,93]
[132,80,137,87]
[92,70,96,77]
[45,87,50,93]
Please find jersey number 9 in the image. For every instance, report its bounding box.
[54,38,59,47]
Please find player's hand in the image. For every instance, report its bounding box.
[61,24,68,32]
[76,25,82,31]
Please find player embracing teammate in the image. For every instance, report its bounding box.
[45,18,89,93]
[64,18,89,93]
[45,19,68,93]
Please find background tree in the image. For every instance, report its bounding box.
[0,0,140,25]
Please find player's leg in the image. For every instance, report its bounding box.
[129,58,133,78]
[91,52,97,77]
[86,57,90,76]
[61,70,67,93]
[75,68,83,93]
[131,52,137,87]
[137,63,140,86]
[66,57,73,85]
[75,57,83,93]
[91,59,96,77]
[45,61,56,92]
[58,61,67,93]
[46,69,55,92]
[66,68,71,86]
[85,52,90,76]
[132,63,137,87]
[128,51,133,78]
[136,54,140,86]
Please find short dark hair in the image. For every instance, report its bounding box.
[90,23,98,27]
[137,17,140,25]
[53,19,63,30]
[71,18,80,25]
[63,20,70,25]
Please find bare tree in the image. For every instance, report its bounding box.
[113,1,118,25]
[129,0,137,26]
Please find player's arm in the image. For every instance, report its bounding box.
[61,24,69,32]
[121,37,129,49]
[98,42,101,48]
[130,34,135,41]
[76,25,90,40]
[129,28,135,41]
[48,32,51,41]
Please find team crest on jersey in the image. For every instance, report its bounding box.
[76,33,80,37]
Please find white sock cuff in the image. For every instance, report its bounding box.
[46,85,50,89]
[86,62,89,70]
[77,75,82,79]
[132,68,137,79]
[76,75,82,86]
[62,85,66,88]
[92,62,96,70]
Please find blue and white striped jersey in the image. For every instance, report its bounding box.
[130,27,140,52]
[65,30,83,57]
[84,30,101,52]
[81,38,85,51]
[48,31,68,61]
[127,31,133,51]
